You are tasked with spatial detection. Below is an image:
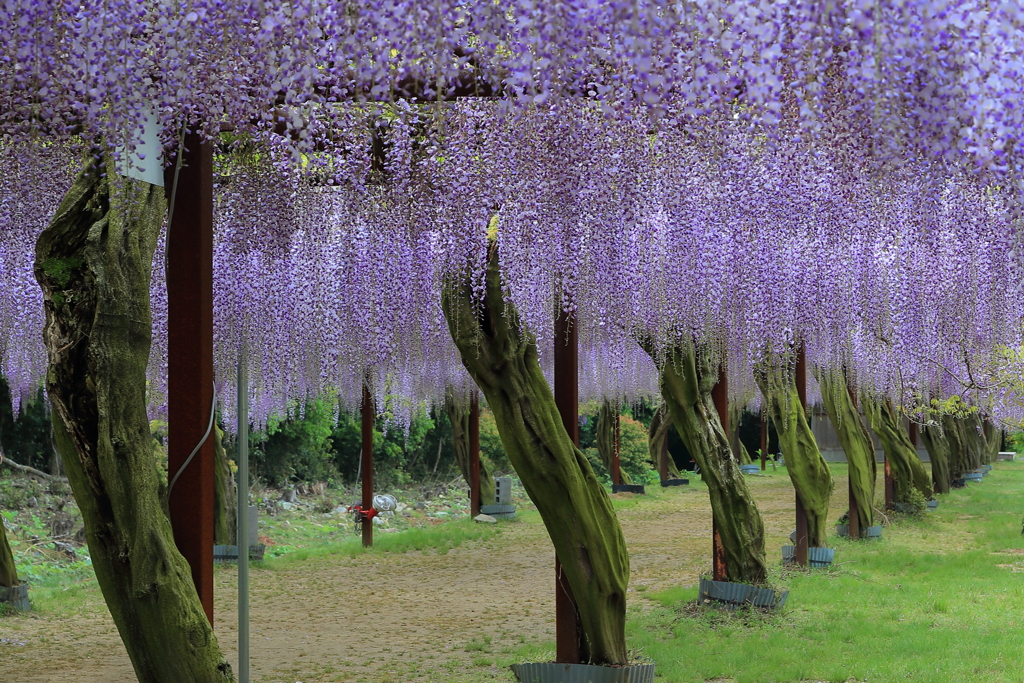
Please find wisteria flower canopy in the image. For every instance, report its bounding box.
[1,1,1022,424]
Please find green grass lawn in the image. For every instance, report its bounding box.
[619,462,1024,683]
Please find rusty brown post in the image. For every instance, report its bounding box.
[469,394,481,517]
[794,345,809,566]
[166,132,215,624]
[553,309,581,664]
[710,360,729,579]
[612,409,621,486]
[760,414,768,471]
[884,457,894,510]
[361,382,374,547]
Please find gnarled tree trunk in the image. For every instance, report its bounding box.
[863,396,932,503]
[815,368,875,530]
[596,401,631,485]
[443,243,629,665]
[0,505,18,587]
[648,340,767,585]
[961,415,985,471]
[984,419,1001,465]
[919,424,951,494]
[35,157,233,682]
[446,391,496,511]
[942,414,968,481]
[755,359,833,547]
[647,405,682,478]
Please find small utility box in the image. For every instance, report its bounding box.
[997,451,1015,461]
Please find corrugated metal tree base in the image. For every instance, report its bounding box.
[697,578,788,611]
[660,478,688,487]
[510,662,655,683]
[782,545,835,567]
[213,544,266,562]
[480,504,516,519]
[611,484,646,494]
[0,583,30,611]
[739,464,760,474]
[836,524,882,538]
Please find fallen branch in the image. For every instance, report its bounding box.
[0,452,64,481]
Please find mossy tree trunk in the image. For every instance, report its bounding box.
[863,397,932,503]
[984,420,1001,465]
[960,415,984,471]
[213,425,238,546]
[596,401,631,485]
[815,368,875,529]
[941,414,968,480]
[727,402,752,465]
[442,243,629,665]
[446,391,496,511]
[646,340,768,585]
[35,157,233,682]
[0,507,18,587]
[919,424,951,494]
[755,360,833,547]
[647,405,682,478]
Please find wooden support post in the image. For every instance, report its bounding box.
[884,457,894,510]
[553,310,581,664]
[760,414,768,471]
[469,394,481,517]
[612,410,621,486]
[794,345,809,566]
[361,383,374,547]
[165,133,215,624]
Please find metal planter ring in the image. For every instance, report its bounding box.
[782,545,835,568]
[739,464,760,474]
[0,583,30,611]
[511,662,655,683]
[697,577,788,611]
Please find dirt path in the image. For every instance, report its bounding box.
[0,469,858,683]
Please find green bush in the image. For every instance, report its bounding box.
[582,415,658,486]
[251,399,336,486]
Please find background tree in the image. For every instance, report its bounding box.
[647,340,768,585]
[863,396,933,504]
[647,405,684,478]
[756,357,833,548]
[919,423,951,494]
[595,400,631,485]
[445,391,496,510]
[816,368,875,530]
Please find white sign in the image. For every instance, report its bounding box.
[117,105,164,187]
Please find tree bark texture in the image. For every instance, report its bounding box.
[596,401,631,485]
[213,425,238,546]
[919,424,951,494]
[815,368,875,529]
[650,340,768,584]
[755,360,833,547]
[446,392,495,511]
[0,509,18,586]
[647,405,682,478]
[984,420,1001,465]
[35,158,234,682]
[442,244,629,665]
[863,397,933,502]
[941,414,968,480]
[961,415,985,471]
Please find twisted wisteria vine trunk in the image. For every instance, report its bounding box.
[941,414,969,481]
[647,340,768,585]
[647,405,683,479]
[755,361,833,547]
[984,419,1001,465]
[0,508,17,586]
[213,425,238,546]
[919,424,951,494]
[442,243,629,665]
[863,397,932,503]
[34,158,233,682]
[596,400,631,485]
[445,391,495,511]
[815,368,875,530]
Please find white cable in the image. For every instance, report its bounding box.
[167,381,217,498]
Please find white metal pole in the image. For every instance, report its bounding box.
[237,353,249,683]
